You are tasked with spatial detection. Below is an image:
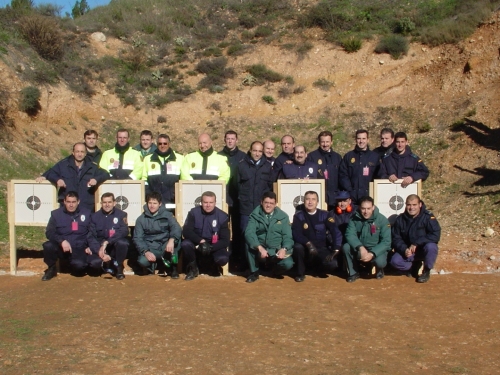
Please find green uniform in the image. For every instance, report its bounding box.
[343,206,391,276]
[244,205,294,274]
[180,148,230,183]
[100,147,143,180]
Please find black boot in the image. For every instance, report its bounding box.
[417,267,431,283]
[116,265,125,280]
[41,265,57,281]
[170,264,179,279]
[184,262,199,281]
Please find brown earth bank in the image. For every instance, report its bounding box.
[1,14,500,274]
[0,273,499,375]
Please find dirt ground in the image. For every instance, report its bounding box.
[0,271,499,375]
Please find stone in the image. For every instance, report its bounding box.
[484,227,495,237]
[379,60,384,65]
[91,32,106,42]
[489,255,496,261]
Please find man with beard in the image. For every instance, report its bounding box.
[142,134,184,207]
[378,132,429,188]
[180,133,230,183]
[307,131,342,210]
[390,194,440,283]
[339,129,380,204]
[36,142,109,211]
[100,129,143,180]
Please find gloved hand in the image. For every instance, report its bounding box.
[199,242,212,256]
[325,249,339,262]
[306,242,318,257]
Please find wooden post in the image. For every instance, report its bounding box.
[7,181,17,275]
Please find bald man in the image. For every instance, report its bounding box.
[180,133,230,183]
[263,140,276,165]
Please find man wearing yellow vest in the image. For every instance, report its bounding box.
[142,134,184,206]
[180,133,230,183]
[99,129,143,180]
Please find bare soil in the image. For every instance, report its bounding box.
[0,272,499,374]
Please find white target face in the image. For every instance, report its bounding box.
[176,181,226,226]
[96,181,145,226]
[13,182,57,225]
[276,179,325,221]
[371,179,421,224]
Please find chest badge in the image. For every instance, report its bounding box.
[80,215,86,222]
[318,159,322,165]
[303,223,308,229]
[113,217,118,224]
[351,158,355,163]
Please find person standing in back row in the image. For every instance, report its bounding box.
[100,129,143,180]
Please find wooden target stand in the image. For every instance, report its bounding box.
[7,180,59,275]
[274,179,327,219]
[175,180,229,275]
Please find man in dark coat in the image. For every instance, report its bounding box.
[280,145,318,179]
[339,129,380,204]
[41,191,99,280]
[378,132,429,188]
[373,127,394,161]
[88,192,130,280]
[307,131,342,209]
[37,142,109,211]
[390,194,441,283]
[271,135,295,181]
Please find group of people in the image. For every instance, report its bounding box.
[37,126,440,283]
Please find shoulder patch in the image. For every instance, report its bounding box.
[410,153,419,159]
[328,217,334,223]
[387,224,391,227]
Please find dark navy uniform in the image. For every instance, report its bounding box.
[307,147,342,207]
[86,147,102,164]
[43,206,100,273]
[331,204,358,243]
[280,161,318,179]
[378,146,429,181]
[373,145,393,161]
[218,146,246,207]
[339,147,379,203]
[181,206,230,271]
[88,207,129,268]
[292,209,342,277]
[44,156,109,211]
[391,202,440,272]
[271,151,294,181]
[237,155,273,218]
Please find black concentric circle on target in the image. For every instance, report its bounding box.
[116,196,129,210]
[389,195,404,211]
[194,196,202,206]
[26,196,41,210]
[293,195,304,208]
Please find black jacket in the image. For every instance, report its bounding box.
[88,208,129,252]
[392,203,441,256]
[219,146,246,207]
[292,209,342,251]
[330,204,358,242]
[237,155,273,216]
[44,156,109,211]
[378,146,429,181]
[307,147,342,205]
[182,206,230,251]
[45,206,92,252]
[271,151,294,181]
[339,147,379,203]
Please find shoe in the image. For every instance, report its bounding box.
[417,268,431,283]
[184,262,199,281]
[41,265,57,281]
[246,272,259,283]
[375,268,384,280]
[346,272,360,283]
[116,265,125,280]
[294,275,305,282]
[411,261,423,278]
[170,265,179,279]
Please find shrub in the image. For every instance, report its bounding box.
[285,75,294,85]
[202,46,222,57]
[19,86,41,115]
[18,15,63,60]
[247,64,283,84]
[313,78,334,91]
[254,25,273,38]
[375,34,409,59]
[0,85,13,128]
[157,115,167,123]
[417,122,431,133]
[262,95,276,104]
[241,30,254,41]
[239,14,257,29]
[278,86,291,98]
[394,17,415,35]
[296,41,313,56]
[293,85,305,94]
[342,36,362,53]
[227,43,246,56]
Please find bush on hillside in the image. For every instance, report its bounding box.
[341,36,362,53]
[19,85,41,115]
[246,64,283,84]
[375,34,408,59]
[18,15,63,60]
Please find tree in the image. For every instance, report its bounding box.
[10,0,34,10]
[72,0,90,19]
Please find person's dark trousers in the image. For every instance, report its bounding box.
[292,243,338,277]
[43,240,101,273]
[228,205,243,264]
[390,243,439,271]
[104,238,130,266]
[181,239,229,267]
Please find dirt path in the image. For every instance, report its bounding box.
[0,273,498,374]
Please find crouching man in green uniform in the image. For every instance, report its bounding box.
[244,191,294,283]
[133,192,182,278]
[342,196,391,282]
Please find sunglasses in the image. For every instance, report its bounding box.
[158,142,169,145]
